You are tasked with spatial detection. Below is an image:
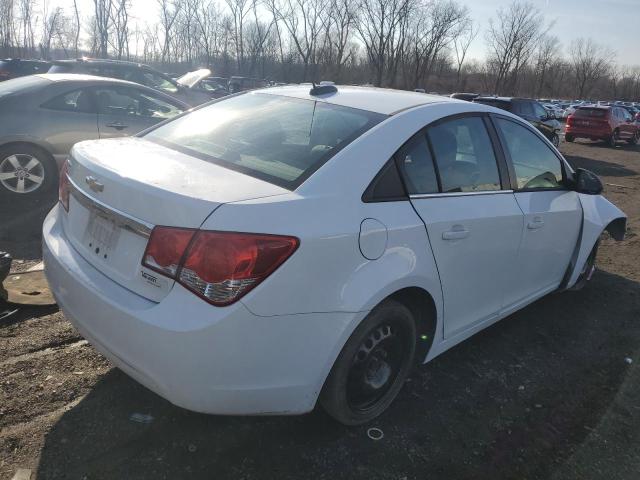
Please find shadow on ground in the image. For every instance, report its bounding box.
[564,154,637,178]
[35,270,640,479]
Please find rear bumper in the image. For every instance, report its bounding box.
[43,205,358,415]
[565,127,611,139]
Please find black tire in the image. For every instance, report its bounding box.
[0,143,58,200]
[565,134,574,143]
[607,131,618,148]
[320,300,417,425]
[570,241,599,291]
[627,132,639,145]
[551,133,560,148]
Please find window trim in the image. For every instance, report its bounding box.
[489,113,573,193]
[363,112,516,202]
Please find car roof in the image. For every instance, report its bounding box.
[34,73,140,84]
[51,58,150,68]
[257,85,457,115]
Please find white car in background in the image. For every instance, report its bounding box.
[44,86,626,425]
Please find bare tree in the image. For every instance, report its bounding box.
[109,0,130,59]
[355,0,412,87]
[267,0,328,81]
[19,0,36,55]
[225,0,252,72]
[326,0,356,81]
[405,0,469,89]
[485,0,548,94]
[73,0,80,56]
[569,37,613,99]
[453,19,476,90]
[92,0,113,58]
[531,35,560,97]
[40,3,63,58]
[157,0,180,64]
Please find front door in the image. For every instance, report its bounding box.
[95,86,184,139]
[493,116,582,307]
[397,115,523,337]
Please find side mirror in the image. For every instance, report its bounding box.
[573,168,603,195]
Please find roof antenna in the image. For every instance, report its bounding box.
[309,81,337,96]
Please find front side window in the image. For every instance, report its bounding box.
[427,116,501,193]
[41,88,95,114]
[495,118,564,190]
[145,93,385,189]
[532,102,548,120]
[95,86,183,119]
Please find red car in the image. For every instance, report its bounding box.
[565,106,639,147]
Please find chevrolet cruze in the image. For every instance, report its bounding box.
[43,85,626,425]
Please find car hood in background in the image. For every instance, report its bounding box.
[177,69,211,89]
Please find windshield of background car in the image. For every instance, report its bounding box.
[144,93,386,189]
[574,108,607,118]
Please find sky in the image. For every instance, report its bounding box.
[56,0,639,66]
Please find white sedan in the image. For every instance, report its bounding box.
[44,85,626,425]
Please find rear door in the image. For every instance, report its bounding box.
[398,114,523,337]
[39,87,99,158]
[492,116,582,307]
[619,108,635,139]
[96,85,185,139]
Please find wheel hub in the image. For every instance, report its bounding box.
[0,154,44,194]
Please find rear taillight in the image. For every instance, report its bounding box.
[58,160,70,211]
[142,227,299,306]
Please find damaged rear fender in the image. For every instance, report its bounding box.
[565,194,627,289]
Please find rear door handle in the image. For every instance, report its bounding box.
[106,122,128,130]
[527,217,545,229]
[442,227,469,240]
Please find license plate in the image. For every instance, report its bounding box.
[86,209,119,254]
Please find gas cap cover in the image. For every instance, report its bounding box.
[359,218,388,260]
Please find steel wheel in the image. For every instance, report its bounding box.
[346,321,410,412]
[320,300,417,425]
[551,133,560,148]
[0,153,45,194]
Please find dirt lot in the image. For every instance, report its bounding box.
[1,139,640,479]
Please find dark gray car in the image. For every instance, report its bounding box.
[0,74,188,198]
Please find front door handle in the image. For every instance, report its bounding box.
[442,226,469,240]
[106,122,128,130]
[527,217,545,230]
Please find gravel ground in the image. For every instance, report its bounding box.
[1,138,639,479]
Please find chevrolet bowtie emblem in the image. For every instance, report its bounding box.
[85,175,104,193]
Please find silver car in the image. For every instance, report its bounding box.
[0,74,188,198]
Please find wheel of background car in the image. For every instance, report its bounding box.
[551,133,560,148]
[0,144,57,198]
[608,131,618,148]
[627,131,639,145]
[565,134,574,143]
[320,299,417,425]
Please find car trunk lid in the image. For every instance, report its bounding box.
[63,137,288,302]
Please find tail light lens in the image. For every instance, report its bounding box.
[58,160,70,211]
[142,227,299,306]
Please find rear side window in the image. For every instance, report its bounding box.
[495,118,563,190]
[427,116,501,193]
[396,133,438,194]
[574,108,607,118]
[42,89,95,113]
[145,93,385,189]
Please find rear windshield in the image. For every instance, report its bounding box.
[574,108,607,118]
[145,93,385,189]
[48,64,73,73]
[0,76,47,97]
